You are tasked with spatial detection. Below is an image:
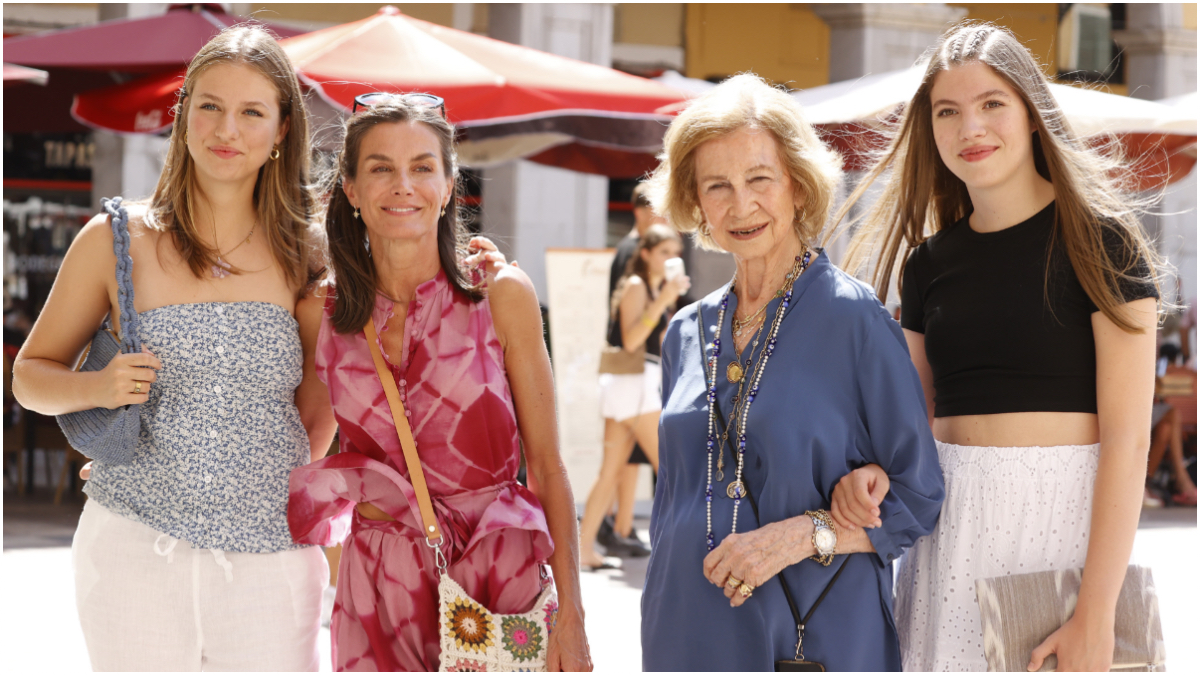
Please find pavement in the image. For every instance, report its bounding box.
[3,491,1195,672]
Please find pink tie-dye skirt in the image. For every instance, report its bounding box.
[290,453,554,671]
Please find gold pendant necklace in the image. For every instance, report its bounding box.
[726,360,744,384]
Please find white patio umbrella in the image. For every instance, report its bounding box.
[796,65,1196,135]
[793,64,1197,187]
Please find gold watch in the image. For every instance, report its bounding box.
[805,509,836,566]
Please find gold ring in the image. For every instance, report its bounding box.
[134,381,142,394]
[726,576,743,589]
[739,583,754,598]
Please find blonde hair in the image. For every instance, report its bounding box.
[145,24,318,289]
[840,22,1162,332]
[645,73,842,251]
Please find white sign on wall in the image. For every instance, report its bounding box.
[544,247,619,506]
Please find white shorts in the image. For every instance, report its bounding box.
[894,441,1100,672]
[598,360,662,422]
[72,499,328,671]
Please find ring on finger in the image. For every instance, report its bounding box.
[725,576,742,589]
[739,583,754,598]
[133,381,142,394]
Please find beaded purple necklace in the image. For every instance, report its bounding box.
[704,249,812,552]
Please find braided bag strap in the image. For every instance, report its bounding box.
[102,197,140,353]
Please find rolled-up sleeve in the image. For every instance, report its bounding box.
[856,312,945,566]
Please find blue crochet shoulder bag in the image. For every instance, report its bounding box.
[55,197,143,464]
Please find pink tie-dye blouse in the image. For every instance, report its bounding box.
[288,270,553,671]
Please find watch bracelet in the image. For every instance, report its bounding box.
[805,509,835,566]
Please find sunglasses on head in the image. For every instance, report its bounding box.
[352,92,446,119]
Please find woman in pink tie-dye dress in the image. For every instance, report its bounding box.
[288,97,591,671]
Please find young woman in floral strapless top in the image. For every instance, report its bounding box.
[12,26,331,671]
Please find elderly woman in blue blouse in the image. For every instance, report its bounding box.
[640,74,944,672]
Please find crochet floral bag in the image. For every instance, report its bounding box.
[364,317,558,672]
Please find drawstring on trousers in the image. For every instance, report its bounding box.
[152,533,235,582]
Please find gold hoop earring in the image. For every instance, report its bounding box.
[353,208,360,220]
[270,147,281,161]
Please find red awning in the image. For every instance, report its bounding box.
[3,4,305,73]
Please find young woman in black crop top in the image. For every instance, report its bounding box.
[829,23,1162,671]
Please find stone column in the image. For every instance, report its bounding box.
[1114,4,1197,100]
[810,3,967,83]
[483,3,612,299]
[89,3,169,210]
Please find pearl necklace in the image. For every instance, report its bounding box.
[705,249,811,552]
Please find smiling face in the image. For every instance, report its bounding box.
[929,61,1040,193]
[185,62,288,187]
[693,126,803,261]
[341,120,452,247]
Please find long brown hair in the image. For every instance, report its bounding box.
[839,22,1162,332]
[612,223,681,318]
[324,99,482,335]
[144,24,318,289]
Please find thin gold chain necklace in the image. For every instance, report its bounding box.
[210,219,256,279]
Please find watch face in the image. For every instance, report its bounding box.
[814,528,835,552]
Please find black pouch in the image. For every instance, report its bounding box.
[775,660,826,672]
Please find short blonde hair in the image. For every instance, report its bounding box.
[645,73,842,251]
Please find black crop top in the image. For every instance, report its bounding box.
[900,202,1158,417]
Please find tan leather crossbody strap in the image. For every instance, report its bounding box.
[364,317,444,544]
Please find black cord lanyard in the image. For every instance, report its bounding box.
[698,302,850,662]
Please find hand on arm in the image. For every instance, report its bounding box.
[489,267,592,672]
[12,213,161,415]
[830,464,889,530]
[295,286,337,462]
[1028,297,1157,672]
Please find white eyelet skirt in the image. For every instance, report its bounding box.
[894,441,1100,672]
[72,499,328,671]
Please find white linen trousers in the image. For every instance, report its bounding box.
[72,499,328,671]
[894,441,1101,672]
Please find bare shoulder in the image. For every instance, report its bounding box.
[488,265,539,310]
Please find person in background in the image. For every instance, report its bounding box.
[1145,343,1197,507]
[839,22,1161,671]
[599,182,665,558]
[581,224,689,571]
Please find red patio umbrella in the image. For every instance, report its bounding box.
[71,6,689,177]
[2,3,305,73]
